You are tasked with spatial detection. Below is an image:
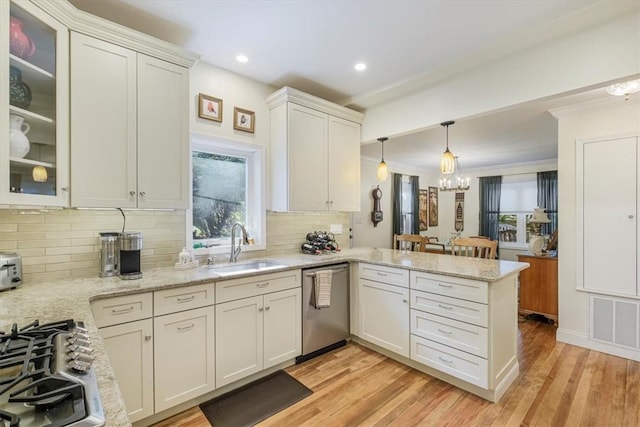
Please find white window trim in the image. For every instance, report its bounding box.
[186,133,266,256]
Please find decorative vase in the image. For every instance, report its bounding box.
[9,16,36,59]
[9,114,31,158]
[9,66,32,110]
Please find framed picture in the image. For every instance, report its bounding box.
[428,186,438,226]
[419,189,428,231]
[198,93,222,122]
[233,107,255,133]
[455,192,465,232]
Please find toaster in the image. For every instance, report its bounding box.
[0,252,22,291]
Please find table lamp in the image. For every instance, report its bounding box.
[528,207,551,255]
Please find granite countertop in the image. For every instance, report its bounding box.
[0,247,528,426]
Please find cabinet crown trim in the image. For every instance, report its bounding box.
[266,86,365,124]
[30,0,200,68]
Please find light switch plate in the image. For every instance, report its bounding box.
[330,224,343,234]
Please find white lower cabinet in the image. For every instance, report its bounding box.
[154,306,215,412]
[99,318,154,422]
[359,264,410,357]
[216,287,301,388]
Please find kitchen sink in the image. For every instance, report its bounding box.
[205,260,287,277]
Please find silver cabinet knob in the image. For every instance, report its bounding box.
[144,335,152,341]
[258,307,264,312]
[61,187,69,192]
[129,190,136,196]
[629,215,634,219]
[140,191,146,197]
[265,306,270,311]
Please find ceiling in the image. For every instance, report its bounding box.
[69,0,638,171]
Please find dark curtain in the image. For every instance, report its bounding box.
[479,176,502,241]
[537,171,558,235]
[409,175,420,234]
[392,173,403,237]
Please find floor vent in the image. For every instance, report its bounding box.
[590,295,638,349]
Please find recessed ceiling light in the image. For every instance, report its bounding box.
[236,55,249,63]
[354,63,367,71]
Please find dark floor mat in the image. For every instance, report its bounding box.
[199,370,313,427]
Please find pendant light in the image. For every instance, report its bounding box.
[440,120,455,174]
[377,137,388,181]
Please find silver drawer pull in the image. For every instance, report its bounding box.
[111,306,134,314]
[438,304,453,310]
[177,295,195,303]
[256,282,270,288]
[438,328,453,335]
[376,272,388,276]
[438,356,454,364]
[438,283,453,288]
[177,324,194,332]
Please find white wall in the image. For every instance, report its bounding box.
[555,99,640,341]
[361,12,640,142]
[190,62,276,146]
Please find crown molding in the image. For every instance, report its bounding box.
[549,95,640,118]
[30,0,200,68]
[266,86,365,124]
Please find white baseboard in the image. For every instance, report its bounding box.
[556,328,640,362]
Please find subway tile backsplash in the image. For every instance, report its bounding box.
[0,209,350,282]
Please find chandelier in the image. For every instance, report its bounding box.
[439,156,470,192]
[606,79,640,100]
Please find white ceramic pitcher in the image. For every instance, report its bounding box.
[9,114,31,158]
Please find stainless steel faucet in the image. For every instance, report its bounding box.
[230,223,249,263]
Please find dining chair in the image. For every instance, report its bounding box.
[393,234,426,252]
[451,237,498,259]
[423,242,446,254]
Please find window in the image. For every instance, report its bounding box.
[499,174,536,248]
[187,136,265,254]
[400,180,414,233]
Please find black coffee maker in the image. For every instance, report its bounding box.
[119,231,143,280]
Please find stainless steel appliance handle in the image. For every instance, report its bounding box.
[305,266,348,277]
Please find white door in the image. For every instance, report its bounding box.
[360,279,410,357]
[137,54,189,209]
[70,33,137,208]
[215,295,264,387]
[328,116,361,212]
[581,137,637,295]
[100,319,153,422]
[287,103,328,211]
[264,288,302,368]
[154,306,215,412]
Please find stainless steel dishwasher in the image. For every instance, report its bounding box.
[297,263,350,363]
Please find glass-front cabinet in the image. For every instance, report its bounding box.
[1,0,69,206]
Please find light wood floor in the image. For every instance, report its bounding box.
[152,320,640,426]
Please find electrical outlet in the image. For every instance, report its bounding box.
[330,224,343,234]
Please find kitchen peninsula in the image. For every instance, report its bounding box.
[0,248,528,426]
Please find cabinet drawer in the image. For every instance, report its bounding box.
[91,293,153,328]
[154,283,215,316]
[410,289,488,327]
[411,334,488,388]
[411,271,487,303]
[359,263,409,288]
[216,269,301,303]
[411,310,487,358]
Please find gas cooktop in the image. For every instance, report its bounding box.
[0,319,105,427]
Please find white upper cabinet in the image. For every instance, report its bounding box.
[70,33,189,209]
[267,87,364,212]
[1,0,69,207]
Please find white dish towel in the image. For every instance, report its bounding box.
[314,270,333,309]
